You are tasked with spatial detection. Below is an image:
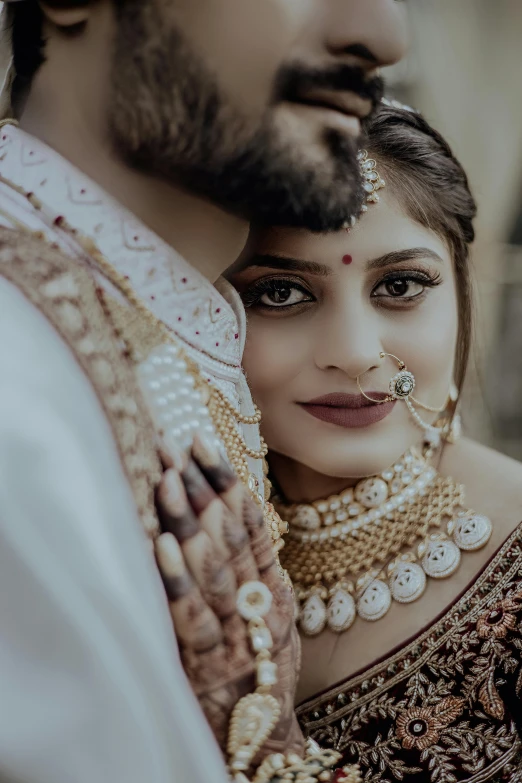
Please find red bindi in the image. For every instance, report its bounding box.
[342,254,353,265]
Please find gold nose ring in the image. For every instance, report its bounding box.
[357,352,416,404]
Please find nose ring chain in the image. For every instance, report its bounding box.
[357,352,451,446]
[357,352,417,404]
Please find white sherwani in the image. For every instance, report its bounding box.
[0,125,264,783]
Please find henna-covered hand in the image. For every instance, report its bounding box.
[155,437,304,761]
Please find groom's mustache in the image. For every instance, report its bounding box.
[274,63,384,120]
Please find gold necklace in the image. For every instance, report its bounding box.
[274,448,493,636]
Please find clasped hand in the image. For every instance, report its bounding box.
[154,437,304,761]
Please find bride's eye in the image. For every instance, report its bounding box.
[260,282,308,306]
[379,278,424,297]
[243,278,314,309]
[372,270,441,304]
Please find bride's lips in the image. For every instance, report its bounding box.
[299,392,396,429]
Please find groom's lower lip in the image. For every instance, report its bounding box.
[299,400,396,428]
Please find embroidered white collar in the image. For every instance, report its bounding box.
[0,125,243,376]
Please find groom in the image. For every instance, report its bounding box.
[0,2,406,782]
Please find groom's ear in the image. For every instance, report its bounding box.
[38,1,91,28]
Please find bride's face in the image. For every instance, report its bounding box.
[230,189,459,482]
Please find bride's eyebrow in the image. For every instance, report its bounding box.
[244,254,331,277]
[367,247,444,271]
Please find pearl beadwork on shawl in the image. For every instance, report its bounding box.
[0,122,270,499]
[138,343,221,454]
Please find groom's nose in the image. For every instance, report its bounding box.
[324,0,409,71]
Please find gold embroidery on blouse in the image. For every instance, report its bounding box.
[297,526,522,782]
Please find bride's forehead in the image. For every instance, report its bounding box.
[251,196,450,270]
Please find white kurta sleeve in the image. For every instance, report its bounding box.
[0,278,228,783]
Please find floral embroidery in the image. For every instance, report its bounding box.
[476,605,517,639]
[476,589,522,639]
[297,528,522,782]
[396,697,465,751]
[396,706,441,751]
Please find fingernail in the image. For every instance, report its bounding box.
[192,434,221,469]
[181,459,215,514]
[155,533,185,577]
[163,469,188,514]
[200,455,237,495]
[158,439,188,472]
[170,445,188,473]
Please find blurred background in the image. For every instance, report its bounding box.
[386,0,522,459]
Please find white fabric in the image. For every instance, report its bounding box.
[0,126,251,782]
[0,279,228,783]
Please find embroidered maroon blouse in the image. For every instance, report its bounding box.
[297,525,522,782]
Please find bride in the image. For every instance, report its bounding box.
[228,103,522,781]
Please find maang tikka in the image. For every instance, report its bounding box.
[343,99,418,228]
[357,352,455,448]
[343,151,386,230]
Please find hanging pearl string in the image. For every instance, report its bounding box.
[77,239,269,476]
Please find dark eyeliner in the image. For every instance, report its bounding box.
[241,276,314,309]
[372,268,442,295]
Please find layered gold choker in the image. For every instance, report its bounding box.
[274,448,492,636]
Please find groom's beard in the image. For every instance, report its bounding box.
[110,3,382,231]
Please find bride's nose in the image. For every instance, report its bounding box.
[314,303,382,380]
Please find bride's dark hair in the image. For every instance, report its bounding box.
[364,104,477,394]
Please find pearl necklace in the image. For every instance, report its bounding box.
[80,252,268,475]
[274,448,493,636]
[99,287,267,479]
